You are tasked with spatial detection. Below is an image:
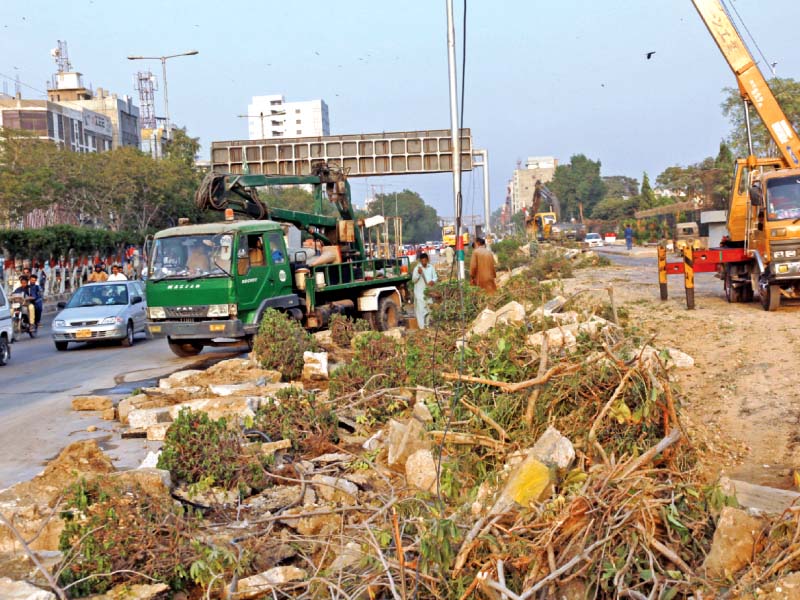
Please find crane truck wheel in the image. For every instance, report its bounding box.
[724,271,740,303]
[376,296,401,331]
[167,338,204,357]
[760,284,781,311]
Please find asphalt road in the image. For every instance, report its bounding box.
[0,313,244,489]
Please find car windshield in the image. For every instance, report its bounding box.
[587,233,600,239]
[766,176,800,220]
[67,284,129,308]
[150,234,232,280]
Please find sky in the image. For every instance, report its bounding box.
[2,0,800,221]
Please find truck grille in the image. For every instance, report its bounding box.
[164,306,209,319]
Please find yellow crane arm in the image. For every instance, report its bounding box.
[692,0,800,167]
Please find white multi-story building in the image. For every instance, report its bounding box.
[246,94,330,140]
[511,156,557,214]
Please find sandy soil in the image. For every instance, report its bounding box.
[564,249,800,488]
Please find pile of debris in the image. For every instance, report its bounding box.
[2,258,800,599]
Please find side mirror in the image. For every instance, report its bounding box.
[57,301,66,309]
[749,184,763,206]
[131,295,143,305]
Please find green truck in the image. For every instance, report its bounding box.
[146,164,411,357]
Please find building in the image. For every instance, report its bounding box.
[510,156,557,214]
[55,87,140,150]
[0,96,113,152]
[246,94,329,140]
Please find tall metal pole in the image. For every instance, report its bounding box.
[161,57,170,140]
[446,0,464,280]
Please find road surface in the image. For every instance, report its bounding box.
[0,314,244,489]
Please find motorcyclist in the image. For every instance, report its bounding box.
[27,273,44,331]
[12,276,36,329]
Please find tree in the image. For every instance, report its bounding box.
[164,127,201,167]
[590,196,637,221]
[721,77,800,157]
[638,172,657,209]
[368,190,439,243]
[602,175,639,199]
[548,154,606,220]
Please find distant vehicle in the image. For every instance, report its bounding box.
[0,286,11,365]
[442,224,469,247]
[585,233,604,247]
[52,281,148,351]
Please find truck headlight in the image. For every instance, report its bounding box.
[207,304,230,317]
[786,249,797,258]
[148,306,166,319]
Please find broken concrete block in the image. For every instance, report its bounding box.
[385,418,430,466]
[0,577,56,600]
[236,566,307,598]
[101,407,116,421]
[637,345,694,371]
[167,396,260,422]
[261,439,292,455]
[244,485,303,513]
[541,295,567,315]
[665,347,694,369]
[383,327,405,342]
[110,468,172,497]
[527,328,578,352]
[311,474,359,503]
[412,401,433,423]
[503,456,553,506]
[173,486,240,508]
[756,571,800,599]
[329,541,363,571]
[469,308,498,337]
[313,329,333,347]
[146,422,171,442]
[127,407,171,430]
[138,451,161,469]
[209,382,258,397]
[159,369,203,389]
[530,426,575,470]
[494,301,526,324]
[71,395,113,411]
[362,429,384,451]
[302,351,329,381]
[703,506,765,578]
[720,477,800,516]
[405,449,437,492]
[92,583,170,599]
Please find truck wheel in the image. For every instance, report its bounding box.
[376,296,400,331]
[724,270,743,303]
[761,284,781,311]
[0,336,9,366]
[168,338,204,357]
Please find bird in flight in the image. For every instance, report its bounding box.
[646,51,656,60]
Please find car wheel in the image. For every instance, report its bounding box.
[0,336,9,366]
[168,338,203,357]
[121,321,135,347]
[54,341,69,352]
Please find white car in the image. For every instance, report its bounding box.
[585,233,604,247]
[0,286,11,365]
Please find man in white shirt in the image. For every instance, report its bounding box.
[107,264,128,281]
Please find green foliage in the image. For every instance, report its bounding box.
[0,127,203,234]
[329,332,407,399]
[58,477,201,596]
[419,515,460,575]
[367,189,440,243]
[0,225,141,260]
[602,175,640,199]
[548,154,607,219]
[251,387,338,453]
[329,313,371,347]
[492,237,528,271]
[638,172,657,209]
[590,195,637,221]
[528,249,574,280]
[251,309,318,381]
[722,77,800,157]
[188,541,244,592]
[157,409,269,491]
[427,280,487,326]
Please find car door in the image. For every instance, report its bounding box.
[129,281,147,332]
[0,287,11,341]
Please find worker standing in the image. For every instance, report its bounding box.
[469,237,497,293]
[412,252,437,329]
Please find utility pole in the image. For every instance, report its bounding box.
[446,0,464,280]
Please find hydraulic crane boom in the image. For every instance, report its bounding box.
[692,0,800,166]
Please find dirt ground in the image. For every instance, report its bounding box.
[563,250,800,488]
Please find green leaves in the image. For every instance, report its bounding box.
[0,224,141,260]
[251,309,318,381]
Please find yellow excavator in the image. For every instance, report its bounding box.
[691,0,800,310]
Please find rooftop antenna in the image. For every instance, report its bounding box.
[50,40,72,73]
[133,71,158,129]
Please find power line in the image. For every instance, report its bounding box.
[721,0,773,74]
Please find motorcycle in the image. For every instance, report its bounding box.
[9,294,36,341]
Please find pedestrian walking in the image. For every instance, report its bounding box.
[412,252,437,329]
[624,225,634,252]
[469,237,497,293]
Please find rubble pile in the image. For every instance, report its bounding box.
[2,255,799,598]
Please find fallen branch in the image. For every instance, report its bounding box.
[459,397,508,441]
[587,366,637,443]
[635,522,694,576]
[524,332,549,426]
[0,512,67,600]
[429,431,506,452]
[615,428,682,481]
[441,363,576,393]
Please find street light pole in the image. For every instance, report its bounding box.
[127,50,198,141]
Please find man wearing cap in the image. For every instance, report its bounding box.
[88,263,109,283]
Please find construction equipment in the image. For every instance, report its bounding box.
[662,0,800,310]
[442,224,469,247]
[145,163,411,357]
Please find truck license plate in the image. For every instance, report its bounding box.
[75,329,92,339]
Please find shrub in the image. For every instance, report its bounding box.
[426,280,487,327]
[329,332,407,398]
[251,309,317,380]
[329,313,371,347]
[251,387,338,454]
[492,237,528,271]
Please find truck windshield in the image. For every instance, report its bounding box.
[767,176,800,220]
[149,234,232,280]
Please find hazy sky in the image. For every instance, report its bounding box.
[2,1,799,220]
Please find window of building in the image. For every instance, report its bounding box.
[296,130,302,135]
[270,100,281,106]
[272,131,282,137]
[296,120,301,124]
[295,109,300,114]
[271,120,282,126]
